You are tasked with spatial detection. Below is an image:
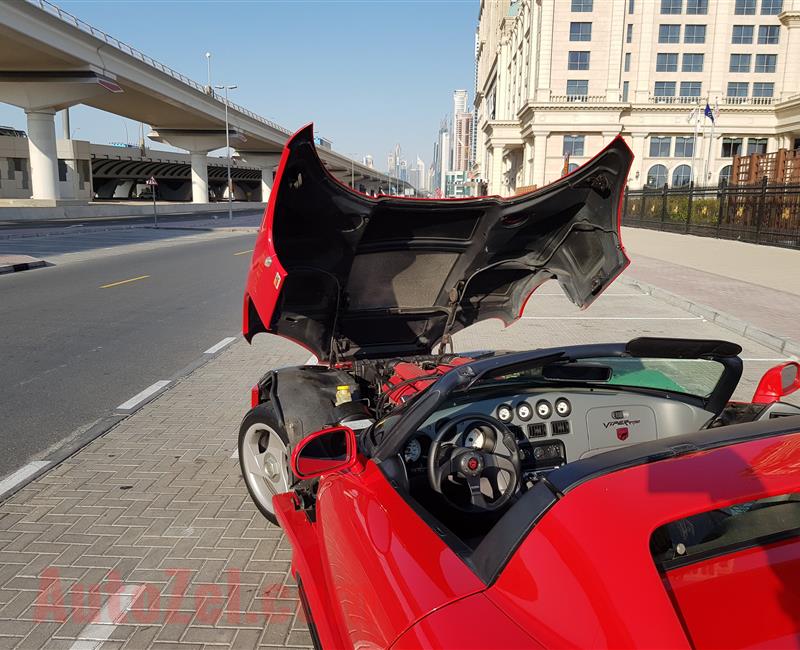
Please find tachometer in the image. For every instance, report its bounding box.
[464,427,485,449]
[403,438,422,463]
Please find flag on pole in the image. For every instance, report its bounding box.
[704,101,715,124]
[688,106,699,124]
[562,152,570,177]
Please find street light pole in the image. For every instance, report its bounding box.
[215,84,238,221]
[205,52,211,92]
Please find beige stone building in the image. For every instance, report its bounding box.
[475,0,800,193]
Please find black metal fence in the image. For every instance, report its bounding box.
[622,179,800,250]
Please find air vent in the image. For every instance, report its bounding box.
[528,423,547,438]
[551,420,570,435]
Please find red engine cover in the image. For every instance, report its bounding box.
[382,358,471,405]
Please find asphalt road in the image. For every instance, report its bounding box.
[0,231,256,480]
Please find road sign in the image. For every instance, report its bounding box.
[146,176,158,186]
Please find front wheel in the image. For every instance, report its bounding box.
[239,404,292,525]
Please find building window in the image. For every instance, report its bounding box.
[629,0,635,13]
[719,165,733,184]
[727,82,750,99]
[732,25,754,43]
[622,80,630,102]
[654,81,677,100]
[722,138,744,157]
[758,25,780,43]
[567,163,579,173]
[650,136,672,157]
[646,164,669,187]
[570,22,592,41]
[753,82,774,97]
[627,23,634,42]
[661,0,682,14]
[624,52,631,71]
[747,137,768,154]
[672,164,692,187]
[687,0,708,13]
[57,159,68,182]
[656,53,679,72]
[680,81,702,98]
[675,137,695,157]
[682,53,704,72]
[563,135,585,156]
[658,24,681,43]
[568,51,591,70]
[735,0,756,13]
[755,53,777,72]
[684,24,706,43]
[566,79,589,98]
[571,0,593,11]
[730,54,752,72]
[761,0,782,14]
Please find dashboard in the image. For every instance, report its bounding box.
[401,387,715,479]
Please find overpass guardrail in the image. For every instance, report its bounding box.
[26,0,292,137]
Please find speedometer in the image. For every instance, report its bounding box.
[403,438,422,463]
[464,428,485,449]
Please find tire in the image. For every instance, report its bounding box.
[238,403,292,525]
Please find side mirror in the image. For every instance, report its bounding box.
[290,426,357,480]
[752,361,800,404]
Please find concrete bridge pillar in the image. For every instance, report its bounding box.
[0,71,123,201]
[237,153,281,202]
[189,151,209,204]
[149,129,243,204]
[26,110,59,201]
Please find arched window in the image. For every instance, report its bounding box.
[718,164,732,185]
[646,164,668,188]
[672,164,692,187]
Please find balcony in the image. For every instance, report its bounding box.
[648,95,702,105]
[722,96,774,106]
[549,94,609,103]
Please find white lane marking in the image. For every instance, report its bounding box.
[204,336,237,354]
[116,380,170,410]
[69,583,145,650]
[305,354,317,365]
[742,358,794,362]
[231,449,239,459]
[0,461,50,496]
[521,316,703,320]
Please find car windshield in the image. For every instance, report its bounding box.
[483,356,726,399]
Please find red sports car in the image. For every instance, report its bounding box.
[239,125,800,648]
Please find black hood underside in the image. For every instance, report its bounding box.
[261,125,633,361]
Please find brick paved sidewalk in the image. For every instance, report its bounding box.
[1,279,795,649]
[0,335,310,650]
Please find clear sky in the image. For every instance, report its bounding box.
[0,0,478,170]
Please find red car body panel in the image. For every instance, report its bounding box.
[277,429,800,648]
[486,432,800,648]
[390,593,543,649]
[276,460,485,649]
[665,537,800,649]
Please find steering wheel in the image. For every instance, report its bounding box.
[428,413,522,513]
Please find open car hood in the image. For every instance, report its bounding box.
[243,124,633,361]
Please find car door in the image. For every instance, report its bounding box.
[314,460,485,649]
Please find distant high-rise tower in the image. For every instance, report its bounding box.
[453,90,468,117]
[362,154,374,169]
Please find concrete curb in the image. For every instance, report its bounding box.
[0,336,243,503]
[620,275,800,359]
[0,258,47,274]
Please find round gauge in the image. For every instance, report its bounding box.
[555,398,572,417]
[497,404,514,422]
[403,438,422,463]
[536,399,553,419]
[464,428,486,449]
[516,402,533,421]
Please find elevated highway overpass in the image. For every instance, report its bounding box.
[0,0,404,202]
